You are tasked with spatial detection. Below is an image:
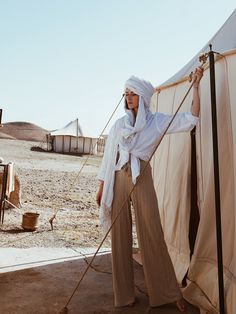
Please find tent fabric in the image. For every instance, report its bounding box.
[151,82,194,281]
[50,118,83,137]
[48,119,105,155]
[162,9,236,86]
[185,51,236,314]
[151,50,236,313]
[52,135,98,155]
[6,162,15,197]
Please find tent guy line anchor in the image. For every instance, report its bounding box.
[188,52,208,83]
[59,60,205,314]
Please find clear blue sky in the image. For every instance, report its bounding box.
[0,1,235,136]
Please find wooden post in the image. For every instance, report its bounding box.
[0,164,8,224]
[209,44,225,314]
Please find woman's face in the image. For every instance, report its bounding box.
[125,88,139,112]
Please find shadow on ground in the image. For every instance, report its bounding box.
[0,253,200,314]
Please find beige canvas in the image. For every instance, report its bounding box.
[151,51,236,313]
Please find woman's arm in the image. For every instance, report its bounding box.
[191,67,204,117]
[96,180,104,206]
[96,120,119,207]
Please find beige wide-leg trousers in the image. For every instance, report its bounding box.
[111,160,182,307]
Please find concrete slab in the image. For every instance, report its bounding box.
[0,251,200,314]
[0,247,111,273]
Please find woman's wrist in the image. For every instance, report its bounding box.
[99,181,104,191]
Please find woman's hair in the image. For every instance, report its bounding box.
[125,99,128,109]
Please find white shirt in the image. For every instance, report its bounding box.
[98,111,198,181]
[98,111,199,231]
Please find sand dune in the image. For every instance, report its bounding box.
[0,122,48,142]
[0,131,16,139]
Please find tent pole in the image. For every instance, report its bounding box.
[208,44,225,314]
[0,109,2,125]
[76,118,79,151]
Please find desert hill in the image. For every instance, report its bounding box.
[0,122,49,142]
[0,132,16,139]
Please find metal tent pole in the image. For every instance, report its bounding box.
[208,44,225,314]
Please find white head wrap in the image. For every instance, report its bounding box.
[118,76,155,185]
[121,76,155,142]
[124,75,155,108]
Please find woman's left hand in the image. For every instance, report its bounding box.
[193,67,204,87]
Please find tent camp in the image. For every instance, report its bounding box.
[150,9,236,313]
[48,118,105,155]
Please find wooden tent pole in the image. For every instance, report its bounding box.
[0,164,8,224]
[209,44,225,314]
[76,118,79,151]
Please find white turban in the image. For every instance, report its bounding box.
[125,75,155,108]
[119,75,155,186]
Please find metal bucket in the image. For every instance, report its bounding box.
[22,212,39,231]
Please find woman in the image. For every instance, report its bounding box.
[96,68,203,312]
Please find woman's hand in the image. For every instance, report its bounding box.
[96,181,104,207]
[191,67,204,117]
[193,67,204,87]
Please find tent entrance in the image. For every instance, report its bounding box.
[182,127,200,287]
[189,127,200,257]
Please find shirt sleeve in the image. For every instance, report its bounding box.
[97,123,117,181]
[155,112,199,135]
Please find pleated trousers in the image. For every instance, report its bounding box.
[111,160,182,307]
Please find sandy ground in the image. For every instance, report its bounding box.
[0,139,114,249]
[0,140,201,314]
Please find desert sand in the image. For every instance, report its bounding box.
[0,138,112,249]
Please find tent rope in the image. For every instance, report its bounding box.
[4,199,20,210]
[161,84,177,228]
[59,75,200,313]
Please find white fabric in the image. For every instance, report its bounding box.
[98,76,199,231]
[152,51,236,312]
[50,118,83,136]
[119,75,154,184]
[162,9,236,86]
[6,162,14,197]
[125,75,155,108]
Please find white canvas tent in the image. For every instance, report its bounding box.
[50,118,83,137]
[151,9,236,313]
[48,118,104,155]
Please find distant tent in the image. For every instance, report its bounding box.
[48,118,105,155]
[50,118,83,137]
[151,9,236,313]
